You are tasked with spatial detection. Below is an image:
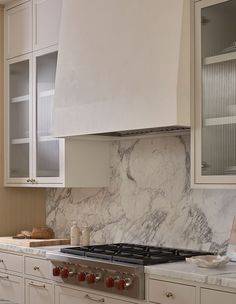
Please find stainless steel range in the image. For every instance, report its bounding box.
[47,243,210,300]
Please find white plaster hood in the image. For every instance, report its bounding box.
[53,0,191,138]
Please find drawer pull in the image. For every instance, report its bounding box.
[33,266,40,271]
[0,260,3,263]
[165,291,174,298]
[0,275,9,280]
[85,294,105,302]
[29,282,46,288]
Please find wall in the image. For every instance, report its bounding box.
[0,6,46,236]
[46,135,236,253]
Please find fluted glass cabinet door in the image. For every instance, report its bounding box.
[194,0,236,185]
[8,57,31,180]
[34,50,62,182]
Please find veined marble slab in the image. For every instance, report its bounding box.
[46,135,236,253]
[0,242,69,257]
[145,261,236,287]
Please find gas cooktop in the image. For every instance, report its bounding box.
[60,243,210,266]
[47,243,212,300]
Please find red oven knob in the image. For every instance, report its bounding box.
[116,279,126,290]
[77,271,86,282]
[105,277,114,288]
[86,273,96,284]
[60,268,69,279]
[52,267,60,276]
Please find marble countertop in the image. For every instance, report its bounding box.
[145,261,236,289]
[0,241,69,257]
[2,241,236,290]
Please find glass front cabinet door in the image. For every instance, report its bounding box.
[33,48,63,184]
[193,0,236,188]
[6,55,32,182]
[5,47,64,186]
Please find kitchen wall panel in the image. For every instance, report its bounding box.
[46,134,236,253]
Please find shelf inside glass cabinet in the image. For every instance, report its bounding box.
[204,51,236,65]
[204,116,236,127]
[38,89,55,98]
[11,94,29,103]
[11,138,29,145]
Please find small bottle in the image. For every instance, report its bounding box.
[70,221,80,246]
[81,226,91,246]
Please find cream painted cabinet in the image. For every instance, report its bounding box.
[192,0,236,188]
[5,47,110,187]
[5,1,33,59]
[33,0,62,51]
[0,272,24,304]
[4,1,109,187]
[148,279,196,304]
[0,251,24,303]
[201,288,236,304]
[4,48,64,186]
[5,0,62,59]
[25,256,51,280]
[0,251,23,273]
[25,278,54,304]
[55,285,136,304]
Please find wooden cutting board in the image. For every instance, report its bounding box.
[0,237,70,247]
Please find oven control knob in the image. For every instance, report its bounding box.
[116,278,132,290]
[52,267,60,276]
[105,277,114,288]
[86,273,96,284]
[117,279,126,290]
[77,271,86,282]
[60,268,69,279]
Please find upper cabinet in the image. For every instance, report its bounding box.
[52,0,191,138]
[192,0,236,188]
[4,0,110,187]
[33,0,62,51]
[5,1,33,58]
[5,0,62,59]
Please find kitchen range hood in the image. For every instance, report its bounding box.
[53,0,191,139]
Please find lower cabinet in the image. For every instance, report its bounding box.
[0,272,23,304]
[201,288,236,304]
[55,285,136,304]
[148,279,196,304]
[25,278,53,304]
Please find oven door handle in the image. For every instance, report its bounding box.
[85,294,105,302]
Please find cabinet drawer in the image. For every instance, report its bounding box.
[0,272,23,304]
[25,256,51,279]
[26,278,53,304]
[149,279,196,304]
[0,251,23,273]
[55,285,136,304]
[201,288,236,304]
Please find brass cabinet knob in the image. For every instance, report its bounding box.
[165,291,174,298]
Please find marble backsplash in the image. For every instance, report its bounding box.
[46,135,236,253]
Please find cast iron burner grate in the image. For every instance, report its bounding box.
[60,243,211,265]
